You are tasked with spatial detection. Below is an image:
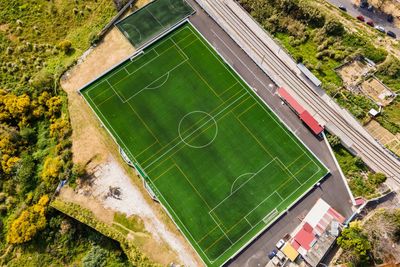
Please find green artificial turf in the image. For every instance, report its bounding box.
[116,0,194,48]
[81,23,328,266]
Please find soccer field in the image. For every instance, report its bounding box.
[116,0,194,48]
[81,23,328,266]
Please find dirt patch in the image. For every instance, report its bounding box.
[61,27,135,165]
[59,187,115,224]
[58,156,195,266]
[336,59,372,88]
[0,24,9,32]
[365,120,400,156]
[360,77,396,106]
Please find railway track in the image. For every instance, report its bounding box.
[196,0,400,181]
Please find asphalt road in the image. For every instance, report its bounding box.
[186,1,354,266]
[327,0,399,37]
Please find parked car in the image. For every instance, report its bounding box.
[387,14,394,23]
[276,239,285,249]
[366,20,374,27]
[339,5,347,11]
[375,25,385,33]
[357,15,365,22]
[367,5,374,12]
[268,249,278,260]
[387,31,396,38]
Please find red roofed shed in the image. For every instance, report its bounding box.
[293,226,316,251]
[299,111,324,136]
[277,87,305,115]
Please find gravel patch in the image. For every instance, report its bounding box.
[82,156,198,267]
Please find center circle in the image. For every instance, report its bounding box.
[178,111,218,149]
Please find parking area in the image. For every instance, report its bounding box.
[327,0,399,38]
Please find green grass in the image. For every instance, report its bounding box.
[116,0,193,48]
[113,213,145,233]
[81,23,328,266]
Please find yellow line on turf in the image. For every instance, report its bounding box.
[187,61,222,101]
[141,90,245,167]
[174,161,212,210]
[146,104,234,174]
[196,224,220,244]
[136,141,159,157]
[126,101,161,145]
[286,153,305,169]
[152,164,176,183]
[235,115,274,159]
[236,102,257,118]
[218,82,238,97]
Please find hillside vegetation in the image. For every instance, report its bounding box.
[0,0,143,265]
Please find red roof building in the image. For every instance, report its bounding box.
[299,111,324,136]
[277,87,305,115]
[277,87,324,136]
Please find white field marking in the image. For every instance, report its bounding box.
[261,208,279,224]
[275,163,322,212]
[210,28,270,92]
[209,157,277,214]
[245,217,253,227]
[180,38,200,50]
[275,157,302,186]
[146,9,164,27]
[84,24,327,264]
[174,29,196,45]
[143,92,248,170]
[178,111,219,149]
[85,79,108,96]
[286,152,305,169]
[89,83,112,102]
[141,89,246,168]
[242,192,280,224]
[276,191,284,201]
[106,80,125,102]
[230,173,254,193]
[130,50,144,61]
[113,35,186,89]
[208,211,233,245]
[96,94,118,108]
[122,58,187,103]
[146,72,170,89]
[124,67,130,75]
[131,25,142,42]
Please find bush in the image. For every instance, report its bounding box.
[82,245,108,267]
[57,40,72,54]
[324,19,344,36]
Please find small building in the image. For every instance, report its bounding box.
[297,63,322,87]
[288,199,345,266]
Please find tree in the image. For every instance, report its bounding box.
[41,156,62,184]
[7,195,49,244]
[337,221,372,264]
[324,19,345,36]
[82,245,108,267]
